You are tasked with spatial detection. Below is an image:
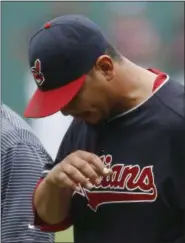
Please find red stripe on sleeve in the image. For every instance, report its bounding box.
[32,178,73,232]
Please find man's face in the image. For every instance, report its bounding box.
[61,56,116,124]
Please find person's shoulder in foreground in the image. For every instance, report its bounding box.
[1,103,54,242]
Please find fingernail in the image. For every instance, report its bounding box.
[95,178,102,185]
[103,167,111,174]
[109,169,113,174]
[86,182,93,190]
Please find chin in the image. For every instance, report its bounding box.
[73,110,108,125]
[77,114,103,125]
[82,117,101,125]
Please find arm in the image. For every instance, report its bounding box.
[33,119,79,231]
[33,176,73,230]
[1,143,54,242]
[33,120,110,232]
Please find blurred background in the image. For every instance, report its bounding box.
[2,2,184,242]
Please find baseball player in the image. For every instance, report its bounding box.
[24,15,185,243]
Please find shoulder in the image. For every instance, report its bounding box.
[1,104,52,162]
[155,80,185,125]
[157,81,185,154]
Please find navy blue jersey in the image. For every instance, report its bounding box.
[40,78,185,243]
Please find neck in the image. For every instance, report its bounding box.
[113,58,157,112]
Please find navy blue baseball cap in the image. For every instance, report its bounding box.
[24,15,110,118]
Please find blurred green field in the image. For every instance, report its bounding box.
[55,227,74,242]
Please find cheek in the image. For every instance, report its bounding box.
[76,81,109,112]
[87,93,108,112]
[78,91,94,108]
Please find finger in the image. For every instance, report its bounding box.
[62,163,95,189]
[90,163,112,177]
[89,157,112,176]
[58,171,80,192]
[74,150,111,176]
[71,158,102,184]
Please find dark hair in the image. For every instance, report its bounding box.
[105,44,122,62]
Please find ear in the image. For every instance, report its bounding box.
[95,55,114,81]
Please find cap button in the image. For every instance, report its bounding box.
[44,22,51,29]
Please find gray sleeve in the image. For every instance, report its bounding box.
[1,143,55,243]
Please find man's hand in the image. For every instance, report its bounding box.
[45,150,112,191]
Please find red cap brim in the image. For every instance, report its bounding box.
[24,75,86,118]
